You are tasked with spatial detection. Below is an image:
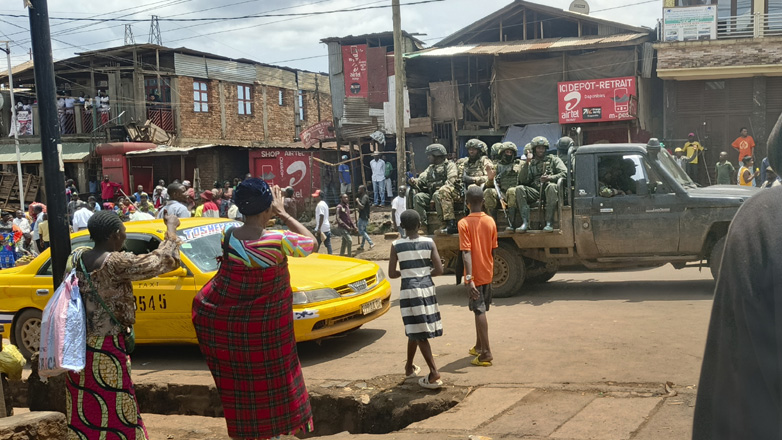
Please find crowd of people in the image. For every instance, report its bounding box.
[673,127,781,188]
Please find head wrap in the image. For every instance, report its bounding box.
[233,178,273,216]
[200,190,213,201]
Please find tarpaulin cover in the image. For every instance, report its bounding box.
[494,48,636,126]
[503,123,562,155]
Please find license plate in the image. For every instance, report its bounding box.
[361,298,382,315]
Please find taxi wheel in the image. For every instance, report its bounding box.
[14,309,42,362]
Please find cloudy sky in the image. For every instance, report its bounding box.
[1,0,661,72]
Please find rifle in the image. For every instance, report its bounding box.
[494,175,510,224]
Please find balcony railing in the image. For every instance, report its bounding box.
[146,106,175,132]
[717,12,782,39]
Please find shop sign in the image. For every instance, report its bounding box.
[557,77,637,124]
[342,44,368,98]
[663,5,718,41]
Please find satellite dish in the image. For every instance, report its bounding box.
[569,0,590,14]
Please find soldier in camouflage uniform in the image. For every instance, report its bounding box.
[490,142,503,161]
[484,142,526,232]
[410,144,458,230]
[435,138,493,233]
[516,136,568,232]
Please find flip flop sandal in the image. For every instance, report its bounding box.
[405,364,421,378]
[468,346,479,356]
[418,376,443,390]
[471,356,492,367]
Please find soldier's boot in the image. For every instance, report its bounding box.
[439,219,458,235]
[505,211,517,233]
[516,203,530,233]
[543,203,556,232]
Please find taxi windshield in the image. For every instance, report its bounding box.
[177,222,240,273]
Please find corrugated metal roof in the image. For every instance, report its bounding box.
[436,1,650,48]
[343,97,372,125]
[0,142,90,164]
[409,33,649,58]
[0,60,34,80]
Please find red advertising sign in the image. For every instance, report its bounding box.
[300,121,333,148]
[342,44,368,98]
[558,76,637,124]
[249,149,320,200]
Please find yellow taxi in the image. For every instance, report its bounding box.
[0,218,391,359]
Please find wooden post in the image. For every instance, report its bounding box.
[392,0,408,198]
[349,140,356,194]
[359,142,367,189]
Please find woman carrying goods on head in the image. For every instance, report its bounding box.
[192,178,317,440]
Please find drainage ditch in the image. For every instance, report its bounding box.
[11,371,468,436]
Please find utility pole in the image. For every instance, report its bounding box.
[1,42,26,212]
[28,0,69,287]
[392,0,407,189]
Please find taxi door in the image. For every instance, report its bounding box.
[124,233,197,342]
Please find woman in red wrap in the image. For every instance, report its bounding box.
[192,178,316,440]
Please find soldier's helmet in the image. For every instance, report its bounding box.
[557,136,574,151]
[465,138,487,155]
[425,143,448,157]
[490,142,503,159]
[498,141,518,156]
[531,136,550,149]
[524,143,532,154]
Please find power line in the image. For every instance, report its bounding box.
[0,0,445,22]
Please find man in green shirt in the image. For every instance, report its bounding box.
[715,151,736,185]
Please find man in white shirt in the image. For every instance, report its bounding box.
[369,152,386,206]
[71,202,93,232]
[390,185,407,238]
[156,182,191,219]
[313,189,332,254]
[13,210,31,234]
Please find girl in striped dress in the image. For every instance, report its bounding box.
[388,209,445,389]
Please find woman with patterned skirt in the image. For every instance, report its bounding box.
[67,210,182,440]
[192,179,317,440]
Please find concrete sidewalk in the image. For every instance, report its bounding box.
[141,384,695,440]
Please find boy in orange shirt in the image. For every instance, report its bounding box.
[458,186,498,366]
[731,127,755,163]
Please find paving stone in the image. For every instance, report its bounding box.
[633,394,696,440]
[483,389,596,437]
[406,387,533,431]
[551,396,662,440]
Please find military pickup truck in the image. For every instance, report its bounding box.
[433,140,757,298]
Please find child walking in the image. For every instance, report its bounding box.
[458,186,498,366]
[388,209,445,389]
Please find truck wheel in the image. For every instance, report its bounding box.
[709,236,727,280]
[13,309,42,362]
[528,262,559,284]
[492,242,525,298]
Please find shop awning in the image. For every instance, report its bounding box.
[0,142,91,164]
[125,142,344,157]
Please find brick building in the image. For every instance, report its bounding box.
[0,44,334,200]
[655,0,782,184]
